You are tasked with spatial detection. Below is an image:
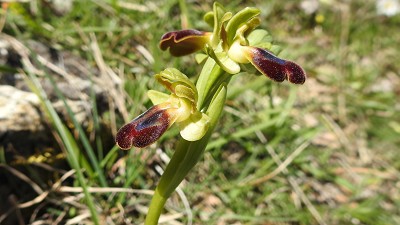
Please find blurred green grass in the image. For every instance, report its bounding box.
[1,0,399,224]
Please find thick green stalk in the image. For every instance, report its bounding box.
[144,189,167,225]
[144,60,228,225]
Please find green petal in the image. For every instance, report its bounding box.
[156,68,198,101]
[234,16,260,45]
[225,7,260,46]
[178,111,210,141]
[174,84,197,103]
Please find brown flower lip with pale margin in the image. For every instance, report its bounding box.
[159,29,306,85]
[115,104,174,149]
[160,29,212,57]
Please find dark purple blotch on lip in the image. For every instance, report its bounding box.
[247,47,306,84]
[116,105,172,149]
[159,29,210,57]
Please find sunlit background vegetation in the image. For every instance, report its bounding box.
[0,0,399,224]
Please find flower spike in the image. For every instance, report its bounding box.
[120,3,309,224]
[160,29,211,56]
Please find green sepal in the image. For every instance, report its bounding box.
[210,2,232,48]
[204,11,214,27]
[247,29,272,46]
[247,29,273,49]
[178,111,210,141]
[269,44,282,55]
[147,90,170,105]
[225,7,260,46]
[246,29,282,54]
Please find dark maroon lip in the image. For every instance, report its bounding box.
[247,47,306,84]
[116,105,172,149]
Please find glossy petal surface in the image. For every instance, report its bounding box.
[160,29,211,56]
[244,47,306,84]
[116,104,176,149]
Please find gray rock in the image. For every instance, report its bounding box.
[0,36,113,157]
[0,85,43,133]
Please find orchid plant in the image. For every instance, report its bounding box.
[116,2,306,224]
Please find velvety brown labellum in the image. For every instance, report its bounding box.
[159,29,210,56]
[116,105,172,149]
[247,47,306,84]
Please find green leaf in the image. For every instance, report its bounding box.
[205,83,227,130]
[25,72,101,225]
[195,57,223,108]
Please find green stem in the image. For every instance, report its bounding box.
[144,60,228,224]
[144,189,167,225]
